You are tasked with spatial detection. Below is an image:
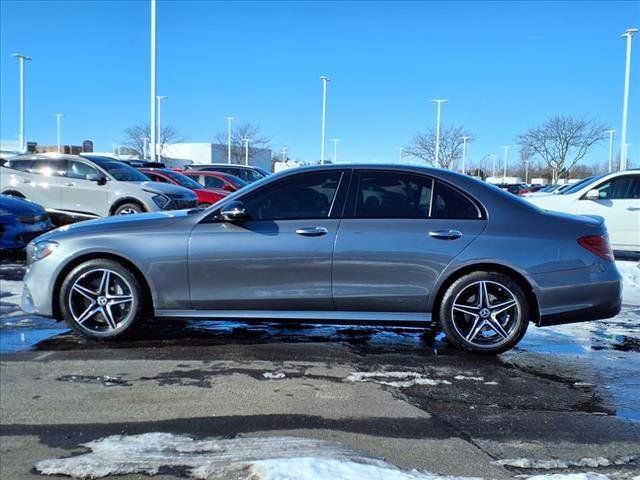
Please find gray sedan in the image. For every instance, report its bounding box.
[21,165,622,354]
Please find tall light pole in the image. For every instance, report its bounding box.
[55,113,63,153]
[491,154,496,178]
[156,95,167,156]
[332,138,340,163]
[320,75,330,164]
[150,0,157,161]
[460,136,470,174]
[143,137,149,159]
[524,158,530,184]
[620,28,638,171]
[11,53,31,153]
[502,145,510,181]
[430,99,447,167]
[226,116,234,164]
[607,129,615,172]
[243,137,251,166]
[281,146,288,162]
[397,147,404,163]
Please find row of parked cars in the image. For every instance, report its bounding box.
[0,153,268,249]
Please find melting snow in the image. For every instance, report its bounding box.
[454,375,485,381]
[493,455,637,469]
[617,260,640,306]
[526,475,611,480]
[345,371,452,388]
[262,372,286,379]
[33,433,482,480]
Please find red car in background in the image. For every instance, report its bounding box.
[140,168,229,208]
[181,170,249,192]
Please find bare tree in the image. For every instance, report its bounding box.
[405,126,474,169]
[214,122,271,164]
[121,124,183,159]
[515,116,609,183]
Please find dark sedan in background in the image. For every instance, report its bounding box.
[0,194,53,250]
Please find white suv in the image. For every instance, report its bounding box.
[526,170,640,252]
[0,154,198,218]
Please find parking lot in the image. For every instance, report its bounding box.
[1,255,639,480]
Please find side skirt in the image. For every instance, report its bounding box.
[155,309,432,325]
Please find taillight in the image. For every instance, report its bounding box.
[577,235,614,261]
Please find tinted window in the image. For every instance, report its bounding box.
[4,159,34,172]
[432,181,480,219]
[146,172,169,183]
[353,171,433,219]
[595,176,640,199]
[67,160,99,180]
[243,171,342,220]
[28,160,66,177]
[203,176,226,189]
[160,170,203,189]
[84,157,150,181]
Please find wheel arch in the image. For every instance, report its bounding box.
[52,252,154,320]
[430,262,540,326]
[2,189,26,198]
[109,197,147,216]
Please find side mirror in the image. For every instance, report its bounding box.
[585,189,600,200]
[219,201,248,221]
[87,173,107,186]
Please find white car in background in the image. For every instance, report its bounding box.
[526,170,640,253]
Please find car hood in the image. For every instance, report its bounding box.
[0,194,46,215]
[135,181,196,198]
[37,209,196,242]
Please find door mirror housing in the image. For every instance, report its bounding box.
[585,189,600,200]
[219,201,248,221]
[87,173,108,186]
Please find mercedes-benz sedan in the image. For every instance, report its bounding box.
[22,165,622,354]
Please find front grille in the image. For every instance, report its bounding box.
[166,199,198,210]
[18,213,48,224]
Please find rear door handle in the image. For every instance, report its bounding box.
[295,226,328,237]
[65,182,76,187]
[23,179,32,184]
[429,229,462,240]
[627,206,640,211]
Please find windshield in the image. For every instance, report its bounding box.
[222,173,249,188]
[84,157,150,182]
[560,175,603,195]
[161,170,204,189]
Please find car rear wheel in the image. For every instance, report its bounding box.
[114,202,143,215]
[439,271,529,354]
[59,259,144,340]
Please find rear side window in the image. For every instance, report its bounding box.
[243,171,343,220]
[594,176,640,199]
[353,171,433,219]
[432,181,480,219]
[203,176,226,189]
[4,159,34,172]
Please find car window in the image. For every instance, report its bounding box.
[146,172,169,183]
[243,171,342,220]
[84,158,150,182]
[353,171,433,219]
[594,176,640,199]
[432,180,481,219]
[160,170,203,189]
[3,159,34,172]
[203,176,226,189]
[66,160,99,180]
[28,160,66,177]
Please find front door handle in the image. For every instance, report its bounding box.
[295,226,328,237]
[627,206,640,211]
[65,182,76,187]
[429,229,463,240]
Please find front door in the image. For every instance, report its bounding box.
[333,171,487,312]
[188,170,347,310]
[62,159,109,217]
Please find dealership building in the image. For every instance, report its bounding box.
[163,142,272,172]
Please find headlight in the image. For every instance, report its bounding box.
[30,240,58,262]
[151,194,170,209]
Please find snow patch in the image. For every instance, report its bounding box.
[262,372,286,379]
[526,474,611,480]
[33,433,482,480]
[484,381,499,386]
[345,371,452,388]
[454,375,485,381]
[617,260,640,306]
[493,455,637,469]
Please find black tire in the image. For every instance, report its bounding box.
[439,271,529,354]
[59,259,145,340]
[113,202,144,215]
[198,202,212,209]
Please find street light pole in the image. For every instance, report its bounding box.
[156,95,167,157]
[55,113,63,153]
[460,136,470,174]
[143,138,149,159]
[607,129,615,172]
[243,138,251,166]
[524,159,530,184]
[226,116,234,164]
[502,145,510,181]
[397,147,403,163]
[332,138,340,163]
[320,75,330,164]
[430,99,447,167]
[150,0,157,161]
[281,146,288,162]
[11,53,31,153]
[620,28,638,171]
[491,154,496,178]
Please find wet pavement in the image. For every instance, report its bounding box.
[1,255,639,479]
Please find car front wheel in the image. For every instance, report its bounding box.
[114,202,144,215]
[59,259,144,340]
[439,271,529,354]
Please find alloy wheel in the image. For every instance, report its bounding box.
[68,268,135,333]
[450,280,521,349]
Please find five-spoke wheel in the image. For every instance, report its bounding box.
[60,259,144,339]
[440,272,529,354]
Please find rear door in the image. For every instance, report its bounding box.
[575,174,640,250]
[332,170,487,313]
[22,159,66,210]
